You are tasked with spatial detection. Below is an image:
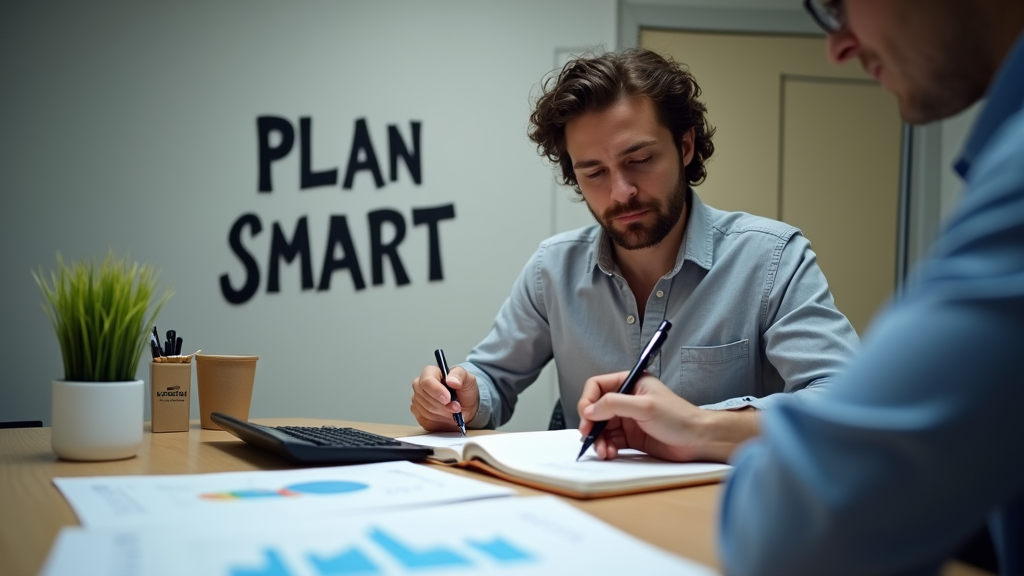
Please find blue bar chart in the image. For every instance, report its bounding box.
[229,527,535,575]
[41,496,713,576]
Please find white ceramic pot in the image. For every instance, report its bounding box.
[51,379,144,461]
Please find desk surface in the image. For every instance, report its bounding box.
[0,419,993,576]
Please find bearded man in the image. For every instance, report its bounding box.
[410,49,859,456]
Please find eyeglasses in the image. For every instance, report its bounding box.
[804,0,845,34]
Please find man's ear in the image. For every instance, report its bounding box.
[680,127,696,167]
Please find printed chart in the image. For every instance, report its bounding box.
[53,461,514,528]
[201,480,369,500]
[230,528,534,575]
[40,497,717,576]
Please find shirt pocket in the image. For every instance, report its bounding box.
[677,339,750,406]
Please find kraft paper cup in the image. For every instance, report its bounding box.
[195,354,258,430]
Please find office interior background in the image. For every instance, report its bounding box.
[0,0,979,431]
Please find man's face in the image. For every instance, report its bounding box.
[826,0,989,124]
[565,96,694,251]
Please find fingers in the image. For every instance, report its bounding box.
[577,371,630,424]
[410,364,479,430]
[583,388,657,423]
[410,391,458,431]
[410,366,456,425]
[590,422,636,460]
[442,366,479,422]
[593,436,617,460]
[583,373,678,421]
[444,365,475,391]
[579,371,631,404]
[578,374,699,462]
[414,366,455,405]
[410,387,454,417]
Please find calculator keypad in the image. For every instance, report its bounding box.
[276,426,403,447]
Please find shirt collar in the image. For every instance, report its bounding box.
[589,187,714,276]
[955,30,1024,179]
[681,188,714,272]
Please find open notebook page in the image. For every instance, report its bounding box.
[399,429,731,494]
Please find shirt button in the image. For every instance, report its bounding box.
[656,290,664,298]
[626,315,636,324]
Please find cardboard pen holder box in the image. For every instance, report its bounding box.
[150,360,192,433]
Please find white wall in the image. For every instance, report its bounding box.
[0,1,615,430]
[2,0,979,433]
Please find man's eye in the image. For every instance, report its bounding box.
[585,170,604,180]
[631,156,652,165]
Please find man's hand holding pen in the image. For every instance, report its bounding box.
[577,372,761,464]
[410,362,480,433]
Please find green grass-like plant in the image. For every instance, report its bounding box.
[33,251,173,382]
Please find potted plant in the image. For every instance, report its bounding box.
[34,251,171,460]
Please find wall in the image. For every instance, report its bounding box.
[0,1,615,430]
[1,0,982,433]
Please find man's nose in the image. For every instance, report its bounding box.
[610,171,638,204]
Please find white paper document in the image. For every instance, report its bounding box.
[53,460,514,528]
[40,496,717,576]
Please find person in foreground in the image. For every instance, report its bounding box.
[579,1,1024,574]
[410,48,859,452]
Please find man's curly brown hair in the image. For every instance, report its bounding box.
[528,48,716,194]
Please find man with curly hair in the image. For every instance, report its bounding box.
[410,48,859,458]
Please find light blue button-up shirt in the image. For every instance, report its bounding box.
[462,189,860,429]
[721,31,1024,576]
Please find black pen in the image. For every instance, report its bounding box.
[434,349,467,436]
[577,319,673,461]
[152,326,161,355]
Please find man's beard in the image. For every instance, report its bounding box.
[589,177,688,251]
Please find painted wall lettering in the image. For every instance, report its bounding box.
[219,206,456,305]
[257,116,422,192]
[221,115,452,305]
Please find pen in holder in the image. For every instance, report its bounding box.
[149,352,197,433]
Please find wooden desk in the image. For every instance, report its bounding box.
[0,419,993,576]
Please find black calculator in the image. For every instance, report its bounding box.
[211,412,434,464]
